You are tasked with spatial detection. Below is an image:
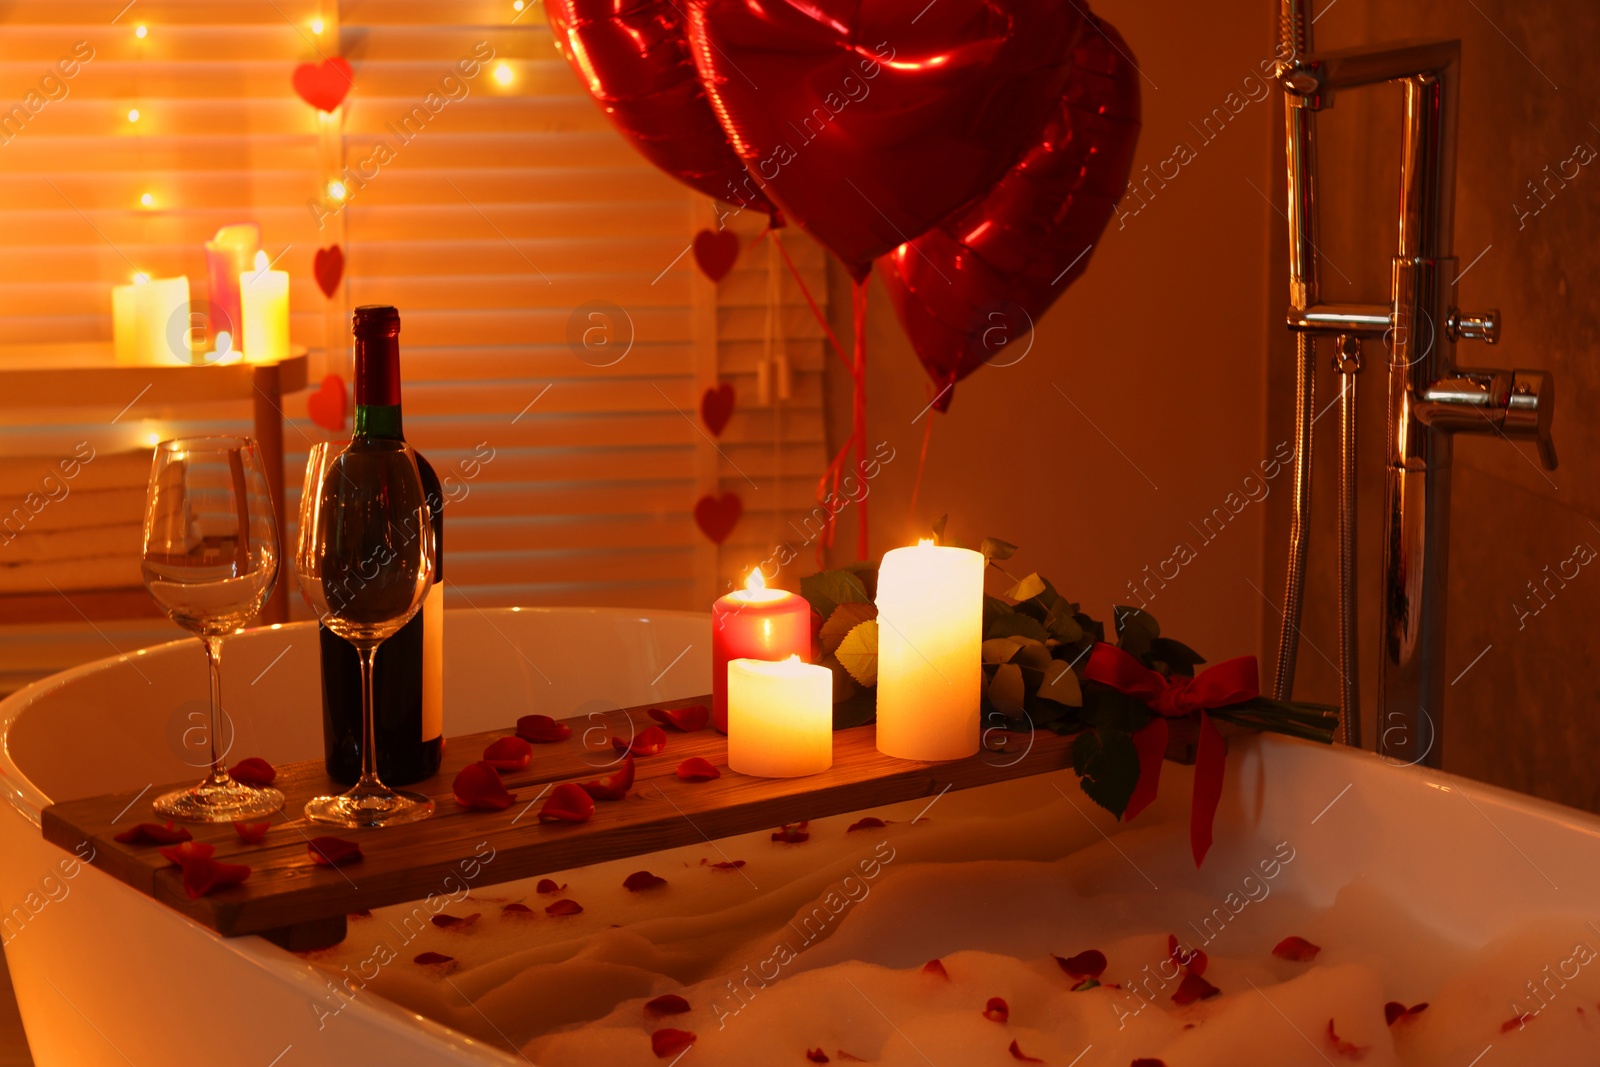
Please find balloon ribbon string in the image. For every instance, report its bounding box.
[908,399,936,521]
[851,276,869,561]
[770,230,851,370]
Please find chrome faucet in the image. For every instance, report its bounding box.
[1274,0,1557,768]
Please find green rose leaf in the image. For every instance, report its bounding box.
[987,662,1027,717]
[801,569,872,623]
[1114,606,1159,660]
[984,611,1051,644]
[1037,660,1084,707]
[820,602,877,656]
[982,636,1027,664]
[1007,572,1048,602]
[980,537,1018,562]
[1149,636,1206,675]
[1009,638,1055,689]
[1071,728,1141,818]
[835,619,879,688]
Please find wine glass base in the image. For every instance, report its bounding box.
[154,781,284,823]
[306,785,435,828]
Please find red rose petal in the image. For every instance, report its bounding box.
[613,725,667,757]
[168,853,250,899]
[1168,934,1209,976]
[431,912,481,929]
[1008,1039,1044,1063]
[847,817,888,832]
[516,714,573,743]
[1502,1013,1533,1033]
[228,757,276,786]
[772,822,810,844]
[983,997,1009,1023]
[624,870,667,892]
[501,903,534,918]
[233,820,271,844]
[1172,971,1221,1005]
[709,860,745,870]
[649,704,709,732]
[923,959,949,979]
[1273,935,1322,962]
[1055,949,1107,981]
[675,757,721,782]
[453,761,516,811]
[650,1028,696,1058]
[413,951,455,965]
[546,898,583,916]
[580,756,636,801]
[308,836,363,867]
[539,782,595,823]
[807,1051,830,1064]
[350,909,372,919]
[482,735,533,772]
[1384,1002,1406,1026]
[536,878,566,894]
[1132,1061,1168,1067]
[645,994,691,1016]
[114,821,192,845]
[1326,1018,1369,1057]
[159,841,216,865]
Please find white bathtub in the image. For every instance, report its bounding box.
[1,607,1597,1064]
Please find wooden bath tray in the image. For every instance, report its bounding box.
[41,695,1212,950]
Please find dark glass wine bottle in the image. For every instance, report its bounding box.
[319,305,445,785]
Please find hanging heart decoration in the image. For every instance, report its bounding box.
[292,57,354,113]
[693,492,742,545]
[692,229,740,283]
[307,374,348,432]
[313,244,344,299]
[700,383,735,437]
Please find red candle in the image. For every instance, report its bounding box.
[711,569,812,733]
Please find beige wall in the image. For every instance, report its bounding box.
[1262,2,1600,809]
[823,0,1280,666]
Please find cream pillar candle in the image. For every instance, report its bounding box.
[112,275,190,365]
[875,539,985,760]
[239,250,289,363]
[727,655,833,777]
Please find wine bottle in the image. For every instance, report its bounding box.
[319,305,445,785]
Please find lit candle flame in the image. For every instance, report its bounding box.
[917,537,936,547]
[745,568,766,593]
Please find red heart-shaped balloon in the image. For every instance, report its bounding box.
[693,492,742,544]
[313,245,344,299]
[686,0,1083,278]
[693,229,740,283]
[292,58,354,113]
[545,0,774,219]
[880,15,1142,410]
[307,374,348,432]
[700,382,735,436]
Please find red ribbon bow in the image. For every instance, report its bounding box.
[1083,642,1258,867]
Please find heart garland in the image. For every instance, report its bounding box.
[307,374,348,432]
[692,229,740,283]
[313,245,344,298]
[694,492,741,545]
[292,58,354,113]
[700,383,734,436]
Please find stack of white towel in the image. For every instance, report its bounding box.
[0,445,148,593]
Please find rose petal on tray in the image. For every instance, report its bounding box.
[580,756,635,801]
[454,761,516,811]
[233,820,271,844]
[516,714,572,744]
[539,782,595,824]
[847,817,887,832]
[431,912,480,930]
[169,854,251,899]
[413,951,455,966]
[227,757,276,786]
[612,725,667,758]
[771,822,809,844]
[482,735,533,772]
[501,903,535,919]
[545,898,584,916]
[645,994,690,1016]
[536,878,566,894]
[675,757,720,782]
[307,836,363,867]
[651,1029,696,1058]
[648,704,709,732]
[623,871,667,892]
[708,860,745,870]
[158,841,216,864]
[1272,935,1322,962]
[114,821,192,845]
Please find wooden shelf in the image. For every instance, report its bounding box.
[42,695,1212,952]
[0,343,307,414]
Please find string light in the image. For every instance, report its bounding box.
[310,17,324,34]
[127,108,140,123]
[134,24,147,39]
[132,272,150,285]
[492,62,514,86]
[139,192,154,207]
[326,179,348,202]
[513,0,525,9]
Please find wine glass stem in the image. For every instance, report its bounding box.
[358,643,382,788]
[202,634,229,785]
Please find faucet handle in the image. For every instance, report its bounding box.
[1448,307,1500,345]
[1505,369,1557,470]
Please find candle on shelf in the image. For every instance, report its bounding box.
[727,655,833,777]
[112,275,190,366]
[203,223,260,347]
[239,249,289,363]
[711,568,812,733]
[875,539,984,761]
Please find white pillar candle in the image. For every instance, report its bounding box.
[239,249,289,363]
[112,275,190,365]
[727,655,833,777]
[875,539,985,760]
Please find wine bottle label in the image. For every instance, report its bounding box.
[422,580,444,743]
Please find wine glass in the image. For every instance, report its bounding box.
[296,440,436,827]
[141,436,284,820]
